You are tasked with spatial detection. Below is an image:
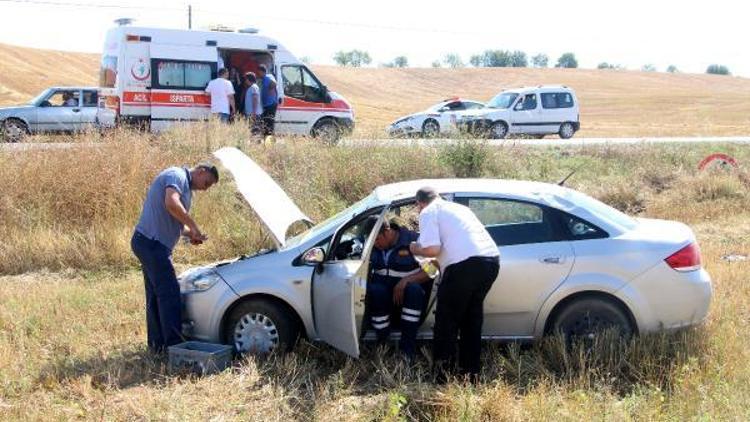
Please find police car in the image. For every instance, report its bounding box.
[387,98,485,138]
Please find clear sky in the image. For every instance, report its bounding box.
[0,0,747,76]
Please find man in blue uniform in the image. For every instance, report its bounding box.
[364,217,432,358]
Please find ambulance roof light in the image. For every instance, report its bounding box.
[238,27,259,34]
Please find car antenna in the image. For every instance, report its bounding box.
[557,166,581,186]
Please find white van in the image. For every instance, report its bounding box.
[456,86,580,139]
[97,25,354,141]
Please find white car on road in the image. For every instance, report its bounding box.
[387,98,485,138]
[458,86,580,139]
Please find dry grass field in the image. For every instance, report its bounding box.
[2,42,750,137]
[1,122,749,420]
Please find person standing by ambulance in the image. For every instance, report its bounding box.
[243,72,263,138]
[408,187,500,382]
[257,64,278,136]
[205,68,235,123]
[131,163,219,353]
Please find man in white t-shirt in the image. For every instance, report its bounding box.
[409,186,500,383]
[205,68,235,122]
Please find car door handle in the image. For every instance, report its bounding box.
[72,108,81,112]
[540,256,562,264]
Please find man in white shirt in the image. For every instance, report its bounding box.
[205,68,235,122]
[409,186,500,383]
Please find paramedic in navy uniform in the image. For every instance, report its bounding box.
[409,186,500,382]
[364,217,432,359]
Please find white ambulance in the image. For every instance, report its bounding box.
[97,25,355,141]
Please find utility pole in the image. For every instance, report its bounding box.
[188,5,192,29]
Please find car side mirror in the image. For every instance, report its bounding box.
[302,247,326,265]
[39,100,51,107]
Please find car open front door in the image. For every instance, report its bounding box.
[312,206,389,358]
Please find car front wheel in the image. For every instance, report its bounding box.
[422,119,440,138]
[223,299,300,355]
[2,118,29,142]
[313,119,341,145]
[489,121,508,139]
[548,297,634,343]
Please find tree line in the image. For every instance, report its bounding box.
[331,49,732,75]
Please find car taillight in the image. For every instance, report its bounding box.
[665,243,702,272]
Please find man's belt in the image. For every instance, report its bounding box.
[373,268,422,277]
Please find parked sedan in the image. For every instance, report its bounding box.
[0,87,99,141]
[387,98,484,138]
[179,147,712,357]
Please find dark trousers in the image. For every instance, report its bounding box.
[260,104,277,136]
[433,255,500,381]
[368,278,432,356]
[130,231,183,353]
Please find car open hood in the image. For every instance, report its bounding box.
[213,147,312,249]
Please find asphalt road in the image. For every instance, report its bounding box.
[2,136,750,152]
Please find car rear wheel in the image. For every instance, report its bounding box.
[313,119,341,145]
[559,122,576,139]
[223,299,300,355]
[2,119,29,142]
[489,121,508,139]
[421,119,440,138]
[548,297,634,343]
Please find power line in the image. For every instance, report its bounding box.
[0,0,181,11]
[1,0,496,37]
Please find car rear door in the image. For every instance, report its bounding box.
[312,206,389,357]
[455,195,575,337]
[80,89,99,129]
[149,45,216,131]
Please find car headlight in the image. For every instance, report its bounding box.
[392,116,413,126]
[178,267,222,292]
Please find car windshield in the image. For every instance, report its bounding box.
[487,93,519,109]
[282,194,379,250]
[29,89,53,106]
[427,102,450,112]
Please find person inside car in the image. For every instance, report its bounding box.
[364,216,432,359]
[62,91,78,107]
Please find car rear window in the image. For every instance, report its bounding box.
[541,92,574,109]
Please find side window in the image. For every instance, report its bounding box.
[560,213,608,240]
[464,102,484,110]
[514,94,537,111]
[283,65,325,102]
[541,92,574,109]
[153,60,214,90]
[461,198,557,246]
[99,55,117,88]
[47,90,79,107]
[447,102,465,111]
[83,90,98,107]
[282,65,304,98]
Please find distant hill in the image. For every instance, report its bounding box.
[2,42,749,137]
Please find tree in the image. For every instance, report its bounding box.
[531,53,549,68]
[469,54,483,67]
[509,50,528,67]
[393,56,409,68]
[706,64,730,75]
[666,65,679,73]
[431,60,442,68]
[443,53,464,68]
[555,52,578,68]
[332,50,372,67]
[641,64,657,72]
